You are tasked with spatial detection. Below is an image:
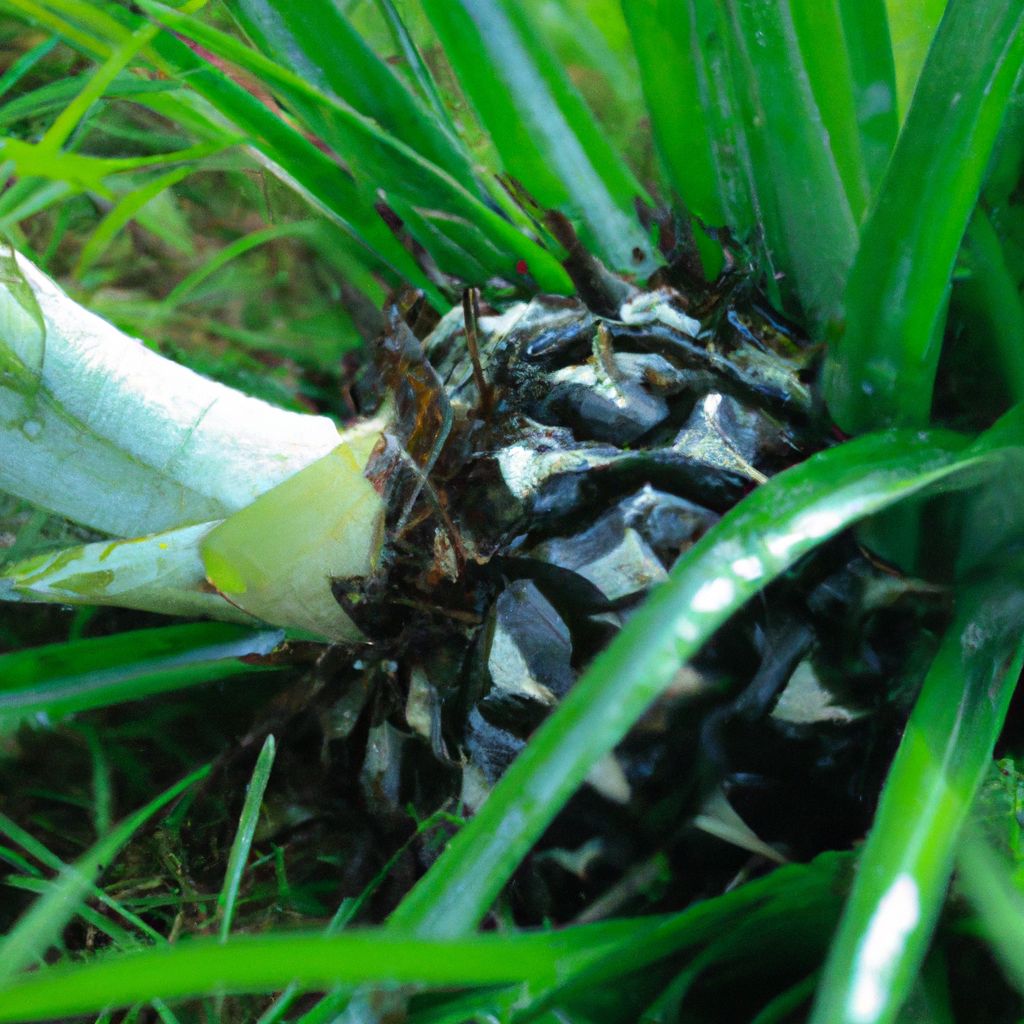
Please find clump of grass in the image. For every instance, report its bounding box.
[0,2,1023,1023]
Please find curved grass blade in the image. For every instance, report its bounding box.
[419,0,657,276]
[222,0,475,188]
[390,418,1024,936]
[516,854,848,1023]
[724,0,857,326]
[75,166,192,276]
[0,859,849,1023]
[824,0,1024,433]
[218,735,275,941]
[0,926,622,1022]
[134,23,443,304]
[808,575,1024,1024]
[0,764,209,986]
[137,1,572,294]
[0,623,283,723]
[0,812,163,943]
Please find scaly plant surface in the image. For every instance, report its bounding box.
[0,2,1023,1023]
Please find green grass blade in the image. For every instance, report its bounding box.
[0,927,620,1021]
[884,0,945,118]
[837,0,899,195]
[789,0,897,220]
[161,221,316,308]
[218,734,276,941]
[957,830,1024,997]
[0,623,283,722]
[621,0,729,227]
[724,0,858,326]
[222,0,476,188]
[75,166,192,276]
[138,1,571,293]
[789,0,869,219]
[0,764,209,986]
[0,36,58,101]
[0,813,163,944]
[390,421,1024,937]
[808,577,1024,1024]
[957,206,1024,406]
[824,0,1024,433]
[419,0,657,276]
[129,23,443,304]
[516,853,849,1022]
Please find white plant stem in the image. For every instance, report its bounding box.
[0,249,386,639]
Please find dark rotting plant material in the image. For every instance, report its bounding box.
[326,274,940,923]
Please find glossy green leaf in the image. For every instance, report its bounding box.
[809,576,1024,1024]
[137,1,572,293]
[390,416,1024,936]
[223,0,475,187]
[419,0,657,275]
[0,764,209,986]
[835,0,899,195]
[884,0,945,117]
[0,623,283,722]
[825,0,1024,433]
[0,925,625,1021]
[621,0,732,227]
[724,0,857,325]
[789,0,897,219]
[956,206,1024,406]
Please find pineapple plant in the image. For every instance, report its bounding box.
[0,1,1023,1022]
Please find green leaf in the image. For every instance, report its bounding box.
[0,764,209,986]
[419,0,657,275]
[0,623,283,722]
[808,576,1024,1024]
[137,1,572,293]
[724,0,858,325]
[825,0,1024,433]
[621,0,732,228]
[223,0,476,188]
[883,0,945,118]
[390,417,1024,936]
[957,830,1024,997]
[0,926,616,1021]
[0,36,58,101]
[789,0,898,219]
[219,734,276,941]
